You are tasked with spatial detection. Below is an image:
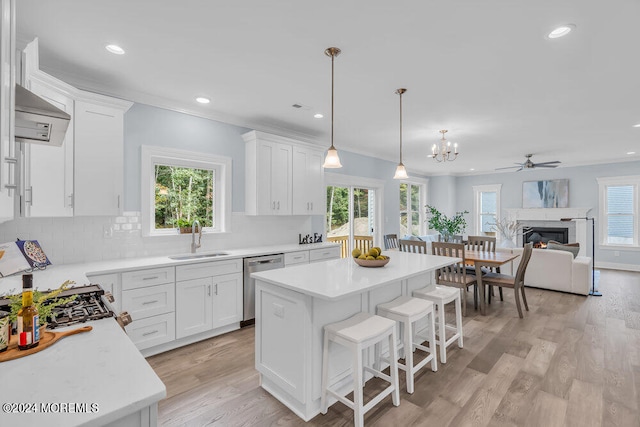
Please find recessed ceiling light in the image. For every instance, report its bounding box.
[469,168,475,171]
[105,44,125,55]
[314,113,324,119]
[628,151,636,155]
[195,97,210,104]
[633,124,640,128]
[547,24,575,39]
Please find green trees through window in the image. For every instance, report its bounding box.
[154,165,214,229]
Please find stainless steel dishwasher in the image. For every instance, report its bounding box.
[242,253,284,326]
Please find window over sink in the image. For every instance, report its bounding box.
[141,146,231,236]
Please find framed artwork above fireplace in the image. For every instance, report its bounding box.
[522,179,569,208]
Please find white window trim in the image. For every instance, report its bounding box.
[141,145,232,237]
[401,177,429,236]
[597,175,640,250]
[472,184,502,235]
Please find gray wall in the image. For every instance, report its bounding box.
[448,160,640,267]
[123,104,250,212]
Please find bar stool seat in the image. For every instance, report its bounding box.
[413,285,463,364]
[377,296,438,394]
[321,312,400,427]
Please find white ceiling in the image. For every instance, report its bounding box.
[15,0,640,175]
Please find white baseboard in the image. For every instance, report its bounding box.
[596,261,640,272]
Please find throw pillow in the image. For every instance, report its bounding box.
[546,240,580,258]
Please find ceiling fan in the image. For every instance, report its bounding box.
[496,154,561,172]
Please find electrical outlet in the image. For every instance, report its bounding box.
[273,303,285,318]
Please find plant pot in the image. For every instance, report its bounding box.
[179,227,193,234]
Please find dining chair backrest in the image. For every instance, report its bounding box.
[431,242,469,285]
[514,243,533,287]
[437,234,464,244]
[466,235,496,252]
[384,234,399,250]
[399,239,427,254]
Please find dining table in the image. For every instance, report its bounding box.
[464,249,520,315]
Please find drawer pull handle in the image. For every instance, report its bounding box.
[142,276,159,281]
[294,256,302,260]
[142,330,159,337]
[142,300,159,305]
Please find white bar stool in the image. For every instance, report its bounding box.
[320,312,400,427]
[376,296,438,394]
[413,285,463,364]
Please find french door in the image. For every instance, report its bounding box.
[325,176,383,258]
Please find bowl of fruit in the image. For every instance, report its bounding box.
[352,247,390,268]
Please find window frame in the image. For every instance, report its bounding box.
[472,184,502,235]
[399,178,428,237]
[597,175,640,250]
[141,145,232,237]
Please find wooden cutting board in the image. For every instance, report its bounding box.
[0,326,92,363]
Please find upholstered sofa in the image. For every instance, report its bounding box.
[504,247,592,296]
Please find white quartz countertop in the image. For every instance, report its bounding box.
[0,318,166,427]
[0,242,340,296]
[252,251,461,300]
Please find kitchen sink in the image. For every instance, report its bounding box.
[169,252,230,260]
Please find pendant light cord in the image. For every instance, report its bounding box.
[399,90,403,164]
[331,52,335,150]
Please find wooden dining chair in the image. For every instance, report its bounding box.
[384,234,399,250]
[431,242,478,316]
[437,234,463,244]
[399,239,427,254]
[480,243,533,318]
[466,235,503,302]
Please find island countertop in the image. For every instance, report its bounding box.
[251,251,461,300]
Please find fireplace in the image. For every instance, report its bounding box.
[524,227,569,248]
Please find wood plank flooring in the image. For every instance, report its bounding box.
[147,269,640,426]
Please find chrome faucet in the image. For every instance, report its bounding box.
[191,220,202,253]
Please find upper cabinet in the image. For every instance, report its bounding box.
[0,0,16,224]
[74,97,131,216]
[244,131,325,216]
[292,145,325,215]
[18,38,131,218]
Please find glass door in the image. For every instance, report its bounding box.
[326,185,377,258]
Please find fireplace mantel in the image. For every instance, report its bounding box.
[505,208,592,257]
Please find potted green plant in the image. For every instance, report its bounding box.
[425,205,469,242]
[8,280,77,330]
[176,218,193,234]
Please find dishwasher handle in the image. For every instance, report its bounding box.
[247,258,281,267]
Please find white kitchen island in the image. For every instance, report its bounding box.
[251,251,460,421]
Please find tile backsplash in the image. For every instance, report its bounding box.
[0,212,315,265]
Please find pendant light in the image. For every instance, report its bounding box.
[393,88,409,179]
[322,47,342,168]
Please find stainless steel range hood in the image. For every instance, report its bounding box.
[14,84,70,147]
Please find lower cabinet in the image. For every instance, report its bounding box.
[176,272,242,340]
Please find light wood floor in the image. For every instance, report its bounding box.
[147,269,640,426]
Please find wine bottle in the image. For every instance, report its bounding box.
[17,274,39,350]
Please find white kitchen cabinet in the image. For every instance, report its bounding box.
[245,131,292,215]
[74,97,132,216]
[175,260,242,339]
[309,246,341,263]
[21,76,74,217]
[0,0,16,224]
[292,146,325,215]
[284,250,310,266]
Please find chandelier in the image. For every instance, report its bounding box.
[322,47,342,168]
[429,129,459,162]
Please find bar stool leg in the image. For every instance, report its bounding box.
[320,331,330,414]
[428,310,438,372]
[438,301,447,364]
[404,318,415,394]
[353,345,365,427]
[389,328,400,406]
[455,295,463,348]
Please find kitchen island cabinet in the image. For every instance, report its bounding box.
[251,251,460,421]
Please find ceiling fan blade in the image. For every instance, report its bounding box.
[534,164,559,168]
[534,161,561,166]
[495,165,522,170]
